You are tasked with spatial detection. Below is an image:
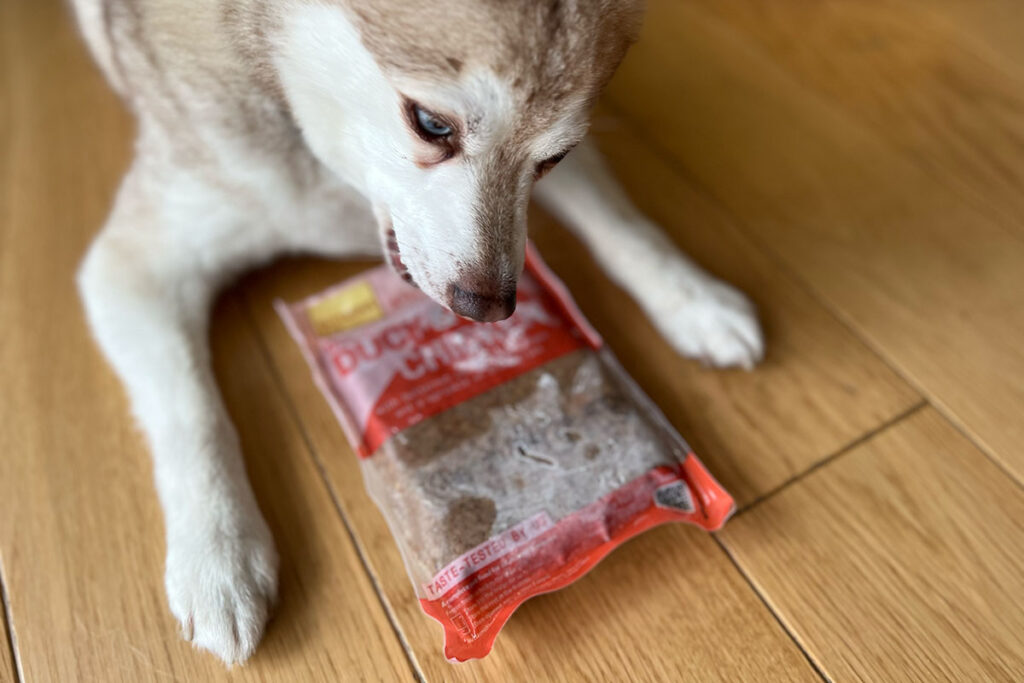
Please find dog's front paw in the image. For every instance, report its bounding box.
[652,277,764,369]
[164,510,279,666]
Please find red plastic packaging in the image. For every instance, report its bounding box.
[277,245,734,661]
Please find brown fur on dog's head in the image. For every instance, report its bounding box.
[348,0,643,112]
[274,0,644,319]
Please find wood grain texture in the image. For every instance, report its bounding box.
[8,0,1024,680]
[720,407,1024,681]
[604,0,1024,490]
[0,2,411,680]
[240,262,820,683]
[925,1,1024,70]
[694,0,1024,227]
[537,114,918,506]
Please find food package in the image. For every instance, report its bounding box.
[277,244,735,661]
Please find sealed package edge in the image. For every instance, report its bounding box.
[276,244,735,661]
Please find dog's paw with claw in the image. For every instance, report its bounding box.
[652,277,764,369]
[164,511,279,665]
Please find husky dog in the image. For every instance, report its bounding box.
[72,0,762,664]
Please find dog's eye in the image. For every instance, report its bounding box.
[534,151,568,179]
[413,105,453,138]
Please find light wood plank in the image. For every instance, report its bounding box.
[919,1,1024,82]
[216,294,416,681]
[604,0,1024,488]
[0,2,412,680]
[720,407,1024,681]
[693,0,1024,227]
[0,595,15,683]
[240,262,820,683]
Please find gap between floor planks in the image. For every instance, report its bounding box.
[238,299,427,682]
[0,554,20,683]
[602,92,1024,507]
[719,406,1024,680]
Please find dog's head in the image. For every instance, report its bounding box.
[273,0,643,320]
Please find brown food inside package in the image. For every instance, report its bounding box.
[360,349,686,584]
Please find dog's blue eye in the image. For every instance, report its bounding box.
[414,106,452,138]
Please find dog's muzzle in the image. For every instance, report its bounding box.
[448,282,516,322]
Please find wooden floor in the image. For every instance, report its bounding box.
[3,0,1023,680]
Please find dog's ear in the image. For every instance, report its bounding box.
[582,0,647,97]
[621,0,647,43]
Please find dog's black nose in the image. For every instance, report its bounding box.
[449,283,516,322]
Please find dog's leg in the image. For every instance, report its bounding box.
[78,167,284,665]
[534,139,763,368]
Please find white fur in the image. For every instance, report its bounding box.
[274,6,496,300]
[535,141,763,368]
[75,0,762,666]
